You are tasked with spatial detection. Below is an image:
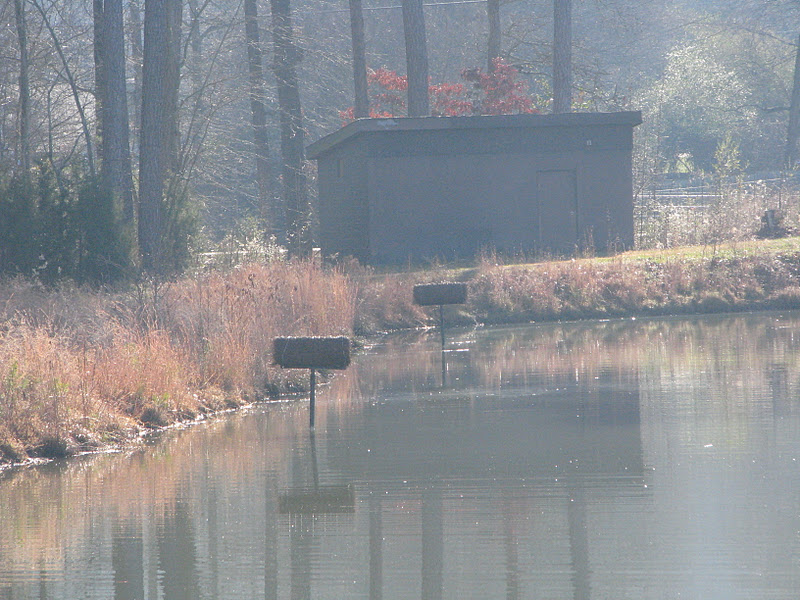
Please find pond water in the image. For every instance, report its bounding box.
[1,313,800,600]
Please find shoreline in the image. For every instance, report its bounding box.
[1,304,798,473]
[2,304,797,474]
[3,238,800,469]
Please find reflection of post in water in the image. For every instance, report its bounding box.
[279,430,355,600]
[38,561,46,600]
[310,430,320,489]
[768,362,791,417]
[206,466,220,599]
[502,492,520,600]
[370,492,383,600]
[567,483,590,600]
[310,368,316,427]
[290,511,312,600]
[265,463,278,599]
[289,437,313,600]
[421,483,444,600]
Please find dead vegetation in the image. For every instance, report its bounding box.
[4,238,800,465]
[0,261,355,464]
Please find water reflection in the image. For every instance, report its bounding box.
[158,500,200,600]
[279,432,355,600]
[369,492,382,600]
[1,313,799,599]
[112,520,143,600]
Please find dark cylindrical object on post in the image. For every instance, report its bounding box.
[413,283,467,306]
[273,336,351,370]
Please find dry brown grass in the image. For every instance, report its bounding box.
[0,260,357,463]
[342,260,428,334]
[468,249,800,323]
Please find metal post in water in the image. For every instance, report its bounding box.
[412,284,467,389]
[439,304,445,350]
[439,304,447,387]
[441,348,447,388]
[273,336,351,428]
[309,368,316,428]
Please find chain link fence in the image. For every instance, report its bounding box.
[634,174,800,249]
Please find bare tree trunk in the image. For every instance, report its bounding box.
[187,0,203,103]
[139,0,182,273]
[270,0,311,257]
[402,0,429,117]
[139,0,167,272]
[14,0,31,180]
[164,0,182,176]
[487,0,501,72]
[553,0,572,114]
[94,0,106,144]
[786,34,800,169]
[129,0,144,154]
[245,0,277,229]
[97,0,135,225]
[349,0,369,119]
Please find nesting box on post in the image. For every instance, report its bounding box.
[273,336,351,370]
[273,336,351,427]
[413,282,467,306]
[413,282,468,365]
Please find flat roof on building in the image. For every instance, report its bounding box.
[306,111,642,159]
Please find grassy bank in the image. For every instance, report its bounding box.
[4,237,800,465]
[465,239,800,324]
[354,237,800,330]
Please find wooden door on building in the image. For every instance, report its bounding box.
[537,169,577,253]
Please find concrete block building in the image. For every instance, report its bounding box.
[307,111,642,264]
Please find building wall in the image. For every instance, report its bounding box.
[317,147,371,261]
[367,152,567,263]
[580,149,635,252]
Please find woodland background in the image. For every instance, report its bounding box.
[1,0,800,282]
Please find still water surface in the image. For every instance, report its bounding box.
[1,313,800,599]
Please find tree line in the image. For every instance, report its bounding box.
[1,0,799,282]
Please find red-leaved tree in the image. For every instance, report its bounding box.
[340,58,536,122]
[461,58,535,115]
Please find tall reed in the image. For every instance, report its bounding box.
[0,260,357,462]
